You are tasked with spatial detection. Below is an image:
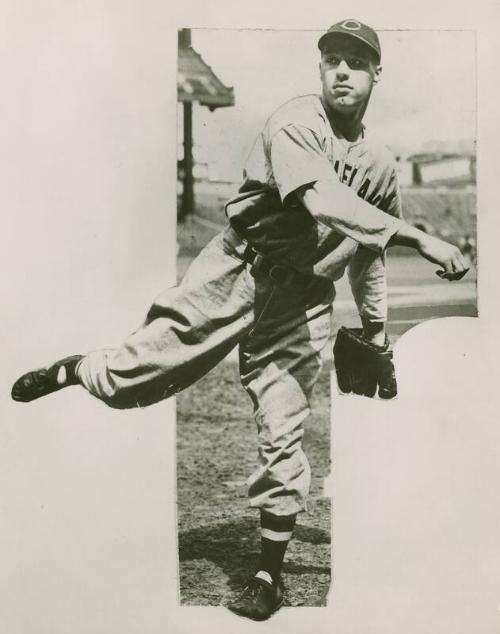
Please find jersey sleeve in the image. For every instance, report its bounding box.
[270,125,403,253]
[347,168,402,322]
[348,248,388,322]
[269,124,335,202]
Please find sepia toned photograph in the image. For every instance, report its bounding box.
[175,24,476,616]
[3,4,499,633]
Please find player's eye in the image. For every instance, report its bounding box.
[347,57,365,69]
[325,55,341,66]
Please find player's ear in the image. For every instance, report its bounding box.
[319,59,326,79]
[373,64,382,84]
[372,64,382,85]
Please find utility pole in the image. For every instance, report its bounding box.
[181,100,194,217]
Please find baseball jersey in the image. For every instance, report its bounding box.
[225,94,403,321]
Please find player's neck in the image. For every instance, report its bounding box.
[329,110,364,142]
[322,98,367,142]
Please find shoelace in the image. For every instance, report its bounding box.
[239,579,268,602]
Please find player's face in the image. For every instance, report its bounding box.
[319,36,381,114]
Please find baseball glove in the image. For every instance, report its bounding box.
[11,355,83,402]
[333,326,397,399]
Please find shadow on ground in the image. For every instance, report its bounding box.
[178,513,331,606]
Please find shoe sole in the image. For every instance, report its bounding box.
[227,596,284,621]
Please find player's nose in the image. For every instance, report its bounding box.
[335,60,350,78]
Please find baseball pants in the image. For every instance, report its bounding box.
[77,225,334,515]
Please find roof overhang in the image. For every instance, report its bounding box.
[178,45,234,110]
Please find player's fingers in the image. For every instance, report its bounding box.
[451,268,469,281]
[336,366,353,393]
[436,257,469,281]
[379,386,397,399]
[378,376,398,399]
[352,375,376,397]
[456,251,469,270]
[364,383,378,398]
[436,269,468,281]
[435,267,453,280]
[449,255,469,280]
[438,255,455,276]
[450,252,466,271]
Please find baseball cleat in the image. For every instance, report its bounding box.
[11,355,83,402]
[227,573,284,621]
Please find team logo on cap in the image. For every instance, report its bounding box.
[341,20,362,30]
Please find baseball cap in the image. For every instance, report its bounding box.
[318,19,381,62]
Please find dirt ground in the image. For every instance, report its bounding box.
[177,360,333,607]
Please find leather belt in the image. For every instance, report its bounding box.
[243,244,318,288]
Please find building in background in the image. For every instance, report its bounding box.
[177,29,234,219]
[406,152,476,189]
[392,151,476,244]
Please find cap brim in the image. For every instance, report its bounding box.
[318,31,380,62]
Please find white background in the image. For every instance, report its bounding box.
[1,1,499,633]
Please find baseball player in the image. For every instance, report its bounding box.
[12,20,469,620]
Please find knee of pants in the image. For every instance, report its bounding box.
[255,424,310,488]
[248,446,312,515]
[79,351,174,410]
[243,354,323,426]
[257,424,308,479]
[88,381,151,410]
[98,374,179,410]
[253,385,311,448]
